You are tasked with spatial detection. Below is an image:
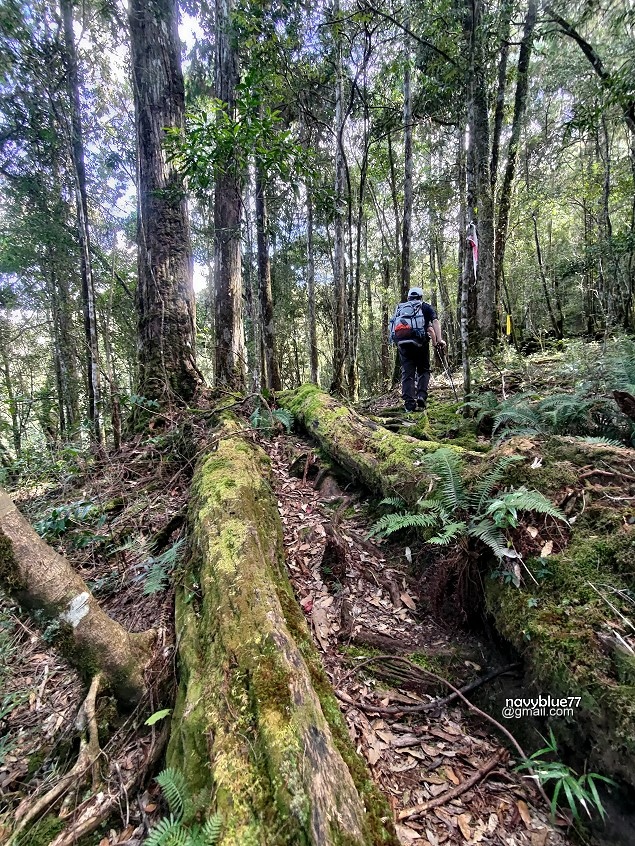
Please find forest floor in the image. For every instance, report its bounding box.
[4,340,635,845]
[267,432,571,846]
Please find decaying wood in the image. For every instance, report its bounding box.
[167,418,398,845]
[0,490,153,705]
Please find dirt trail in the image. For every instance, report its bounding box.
[269,433,570,846]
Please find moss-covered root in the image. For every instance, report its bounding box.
[278,384,471,503]
[168,421,398,846]
[0,490,152,706]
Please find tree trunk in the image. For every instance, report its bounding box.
[401,43,413,301]
[331,0,347,396]
[494,0,537,301]
[213,0,246,390]
[255,164,281,390]
[60,0,103,442]
[466,0,496,350]
[168,419,398,845]
[279,385,464,503]
[129,0,201,404]
[306,178,320,384]
[0,490,152,705]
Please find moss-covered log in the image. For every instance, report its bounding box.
[168,420,398,846]
[0,490,152,706]
[278,384,471,503]
[280,386,635,789]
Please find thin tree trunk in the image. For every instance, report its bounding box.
[306,180,319,384]
[255,164,281,390]
[381,260,391,384]
[401,42,413,301]
[494,0,537,302]
[60,0,103,442]
[532,213,563,338]
[129,0,201,403]
[330,0,347,395]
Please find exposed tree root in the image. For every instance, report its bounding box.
[9,675,102,844]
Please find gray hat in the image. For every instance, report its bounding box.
[407,287,423,300]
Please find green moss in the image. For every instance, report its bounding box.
[18,815,65,846]
[0,531,26,591]
[486,522,635,785]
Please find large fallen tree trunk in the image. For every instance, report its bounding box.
[280,385,635,791]
[168,419,398,845]
[278,384,469,504]
[0,490,153,706]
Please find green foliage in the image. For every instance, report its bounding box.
[144,768,221,846]
[138,539,186,595]
[249,406,294,435]
[368,447,567,583]
[516,729,615,822]
[33,500,98,539]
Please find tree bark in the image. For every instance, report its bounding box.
[401,40,413,301]
[306,177,320,384]
[0,490,152,705]
[168,419,398,845]
[330,0,347,395]
[129,0,201,404]
[60,0,103,441]
[494,0,537,301]
[213,0,247,390]
[255,164,281,390]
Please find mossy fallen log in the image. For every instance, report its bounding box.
[0,490,152,706]
[280,386,635,789]
[278,384,470,503]
[167,420,398,846]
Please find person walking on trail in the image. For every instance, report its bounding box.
[389,287,446,412]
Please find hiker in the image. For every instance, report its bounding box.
[389,287,446,412]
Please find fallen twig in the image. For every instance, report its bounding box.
[398,749,506,820]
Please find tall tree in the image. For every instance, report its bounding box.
[129,0,201,404]
[213,0,246,390]
[60,0,103,441]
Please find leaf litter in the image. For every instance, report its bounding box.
[268,434,571,846]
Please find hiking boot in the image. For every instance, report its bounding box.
[416,398,427,410]
[404,402,417,413]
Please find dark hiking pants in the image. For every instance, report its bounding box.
[398,342,431,410]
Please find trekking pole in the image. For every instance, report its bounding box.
[434,345,459,402]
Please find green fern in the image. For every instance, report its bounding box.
[379,496,407,510]
[201,814,222,845]
[573,435,624,447]
[145,816,189,846]
[249,406,294,434]
[423,448,466,512]
[489,487,567,523]
[467,519,510,559]
[368,511,439,538]
[142,539,186,595]
[156,768,191,820]
[272,408,294,432]
[467,455,523,514]
[428,521,467,546]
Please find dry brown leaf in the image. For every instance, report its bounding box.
[400,592,417,610]
[394,823,421,845]
[517,799,532,827]
[445,766,460,786]
[526,525,539,539]
[457,812,472,840]
[487,813,498,833]
[540,540,553,557]
[531,830,549,846]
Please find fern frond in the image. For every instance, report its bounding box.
[492,394,542,436]
[379,496,407,510]
[423,448,466,513]
[467,519,509,558]
[156,768,190,820]
[467,456,523,515]
[272,409,294,432]
[427,522,467,546]
[367,512,439,538]
[495,487,568,523]
[201,814,222,845]
[144,816,189,846]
